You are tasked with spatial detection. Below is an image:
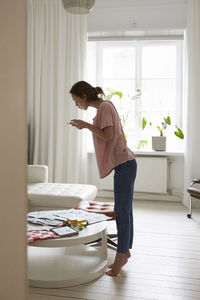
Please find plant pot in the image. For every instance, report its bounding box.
[152,136,166,151]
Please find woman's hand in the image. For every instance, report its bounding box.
[69,119,88,130]
[69,120,113,142]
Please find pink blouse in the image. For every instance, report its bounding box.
[92,101,136,179]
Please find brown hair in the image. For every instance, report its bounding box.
[69,81,105,102]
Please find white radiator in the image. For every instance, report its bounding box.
[99,157,168,194]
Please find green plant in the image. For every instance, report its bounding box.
[106,88,141,129]
[141,115,184,139]
[137,139,148,149]
[174,125,184,139]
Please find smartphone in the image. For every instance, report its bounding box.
[50,226,79,237]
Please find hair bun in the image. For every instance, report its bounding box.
[95,86,105,96]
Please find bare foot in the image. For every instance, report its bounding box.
[108,250,131,269]
[106,252,130,276]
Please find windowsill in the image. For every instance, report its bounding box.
[132,149,184,157]
[88,150,184,157]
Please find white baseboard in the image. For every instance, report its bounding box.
[97,190,182,202]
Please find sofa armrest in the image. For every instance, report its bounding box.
[28,165,48,183]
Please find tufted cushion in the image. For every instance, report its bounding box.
[76,200,115,219]
[28,183,97,209]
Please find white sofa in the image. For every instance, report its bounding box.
[28,165,97,211]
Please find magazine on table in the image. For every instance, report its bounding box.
[27,216,63,227]
[27,209,111,225]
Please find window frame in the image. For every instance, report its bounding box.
[86,39,184,152]
[90,39,183,128]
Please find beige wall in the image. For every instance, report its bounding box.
[0,0,27,299]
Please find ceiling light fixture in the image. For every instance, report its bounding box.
[62,0,95,14]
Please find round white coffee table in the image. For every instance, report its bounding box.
[28,221,108,288]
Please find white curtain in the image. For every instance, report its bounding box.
[183,0,200,206]
[28,0,88,183]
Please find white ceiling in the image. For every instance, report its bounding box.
[93,0,186,9]
[88,0,186,32]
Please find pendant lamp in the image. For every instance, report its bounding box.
[62,0,95,14]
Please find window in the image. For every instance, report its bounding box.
[86,40,184,152]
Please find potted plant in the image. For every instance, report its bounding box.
[142,115,184,151]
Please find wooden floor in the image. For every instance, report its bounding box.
[29,200,200,300]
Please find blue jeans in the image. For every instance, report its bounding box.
[114,159,137,253]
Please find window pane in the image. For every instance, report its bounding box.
[103,79,135,98]
[140,45,178,150]
[142,46,176,79]
[141,79,176,111]
[103,47,135,79]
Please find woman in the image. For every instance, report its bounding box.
[69,81,137,276]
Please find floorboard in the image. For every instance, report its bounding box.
[29,200,200,300]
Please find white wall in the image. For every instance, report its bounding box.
[0,0,27,299]
[88,0,186,33]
